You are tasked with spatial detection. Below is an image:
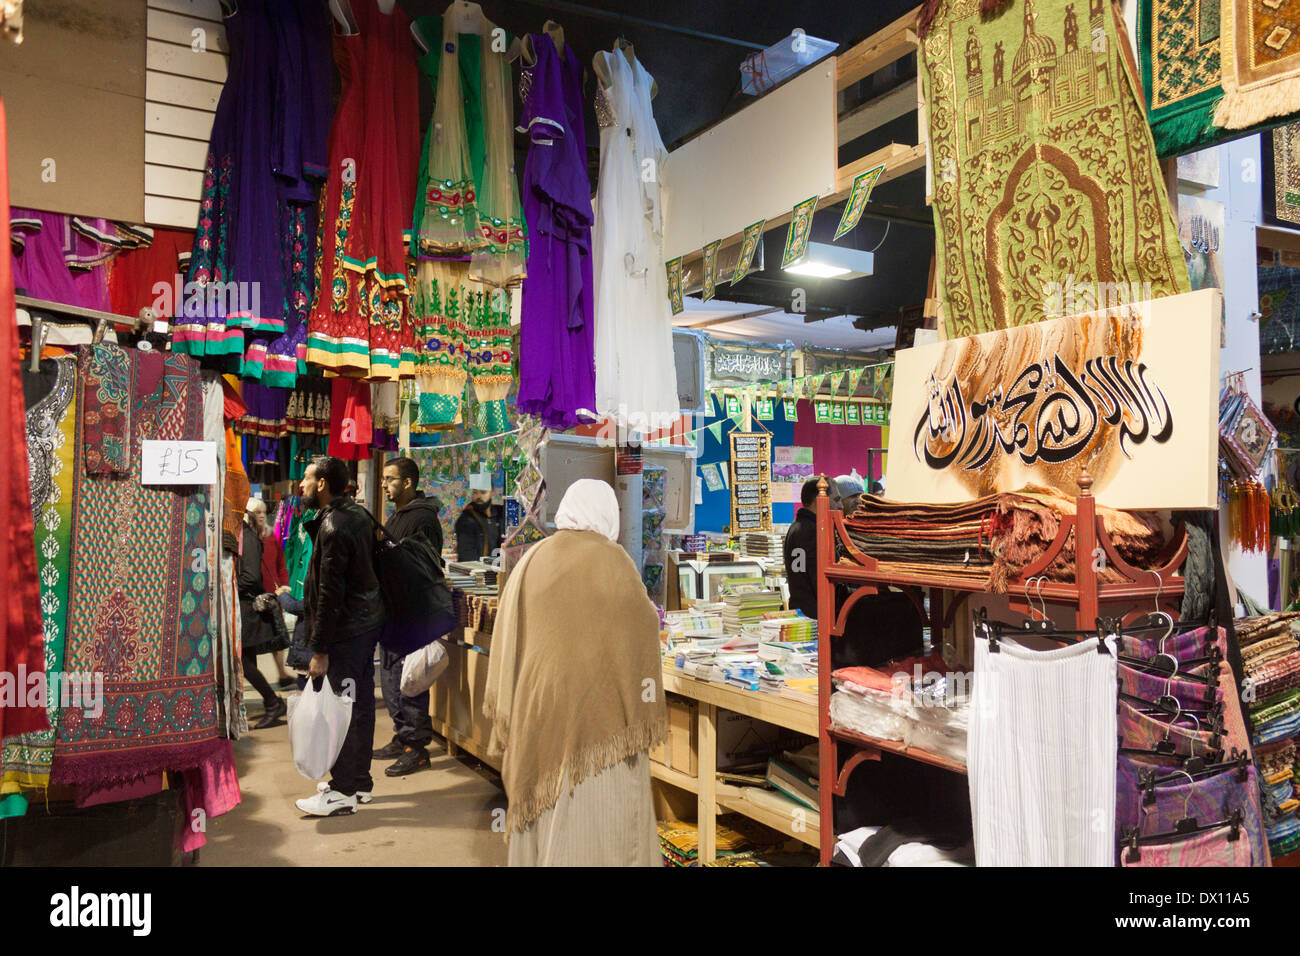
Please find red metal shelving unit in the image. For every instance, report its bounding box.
[814,473,1190,865]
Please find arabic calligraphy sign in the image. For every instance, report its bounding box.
[885,289,1221,509]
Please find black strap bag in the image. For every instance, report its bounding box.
[364,510,457,656]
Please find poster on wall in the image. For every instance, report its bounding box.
[1178,194,1224,294]
[729,431,772,531]
[885,288,1221,509]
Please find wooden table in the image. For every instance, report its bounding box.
[654,667,819,863]
[428,627,500,771]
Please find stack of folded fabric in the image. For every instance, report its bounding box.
[656,819,752,867]
[842,486,1167,593]
[1236,613,1300,858]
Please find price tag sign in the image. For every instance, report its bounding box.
[142,440,217,485]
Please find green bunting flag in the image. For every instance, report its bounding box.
[782,195,819,268]
[833,163,885,240]
[830,370,846,395]
[724,393,741,421]
[666,256,685,315]
[702,239,722,303]
[755,397,775,420]
[732,218,766,285]
[783,399,798,422]
[708,422,724,442]
[848,367,864,394]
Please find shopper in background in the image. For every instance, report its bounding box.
[294,455,387,817]
[239,498,289,729]
[484,479,666,865]
[834,471,866,516]
[783,476,840,619]
[249,497,297,690]
[455,471,503,561]
[374,456,443,777]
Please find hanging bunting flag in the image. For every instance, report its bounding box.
[708,391,720,418]
[805,374,822,401]
[833,163,886,240]
[781,195,819,268]
[783,399,798,422]
[731,218,766,285]
[845,402,861,426]
[701,239,722,302]
[666,256,685,315]
[755,397,775,421]
[707,421,725,442]
[830,370,846,395]
[848,367,864,394]
[830,402,846,425]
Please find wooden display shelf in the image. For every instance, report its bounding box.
[815,474,1190,865]
[428,628,499,772]
[655,666,819,863]
[827,726,966,779]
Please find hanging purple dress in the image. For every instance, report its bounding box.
[514,36,596,431]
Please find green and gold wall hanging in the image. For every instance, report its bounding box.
[783,399,798,422]
[834,163,885,239]
[781,195,819,268]
[755,397,775,421]
[845,402,861,426]
[918,0,1188,338]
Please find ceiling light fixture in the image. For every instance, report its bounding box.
[781,241,874,281]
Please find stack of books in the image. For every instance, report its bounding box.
[741,531,784,559]
[720,585,785,634]
[759,611,817,643]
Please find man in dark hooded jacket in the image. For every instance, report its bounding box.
[374,456,443,776]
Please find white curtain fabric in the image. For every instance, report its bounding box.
[968,636,1117,866]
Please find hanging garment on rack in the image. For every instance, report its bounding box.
[327,376,373,460]
[53,347,222,786]
[412,9,526,284]
[591,49,678,429]
[1119,626,1216,662]
[514,32,595,431]
[1118,699,1220,757]
[968,636,1117,866]
[1,357,77,801]
[305,0,419,381]
[109,227,193,323]
[1117,664,1222,711]
[1115,756,1266,866]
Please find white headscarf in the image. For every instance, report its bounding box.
[554,479,620,542]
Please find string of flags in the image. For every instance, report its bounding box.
[664,161,887,314]
[642,360,895,447]
[406,429,523,483]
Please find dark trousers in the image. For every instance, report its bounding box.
[242,651,277,709]
[325,627,381,797]
[380,648,434,749]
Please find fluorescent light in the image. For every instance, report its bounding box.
[785,261,851,278]
[781,241,874,280]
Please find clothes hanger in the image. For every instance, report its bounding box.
[411,19,429,54]
[1120,808,1242,863]
[329,0,358,36]
[1141,751,1250,793]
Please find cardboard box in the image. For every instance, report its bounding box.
[651,695,699,777]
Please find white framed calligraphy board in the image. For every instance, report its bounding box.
[885,288,1221,509]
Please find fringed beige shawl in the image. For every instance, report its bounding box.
[484,528,667,835]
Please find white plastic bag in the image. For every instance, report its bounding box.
[400,640,449,696]
[289,675,353,780]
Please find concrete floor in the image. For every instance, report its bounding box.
[198,663,508,867]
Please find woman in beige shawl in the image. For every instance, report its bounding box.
[484,478,667,866]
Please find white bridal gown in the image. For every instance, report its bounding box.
[591,50,680,431]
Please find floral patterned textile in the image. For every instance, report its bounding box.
[52,347,221,786]
[1121,825,1252,867]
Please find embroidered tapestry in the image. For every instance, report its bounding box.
[53,348,221,786]
[1215,0,1300,130]
[919,0,1189,338]
[1264,121,1300,228]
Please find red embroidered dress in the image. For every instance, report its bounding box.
[306,0,419,381]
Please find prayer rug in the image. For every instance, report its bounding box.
[918,0,1188,337]
[52,348,221,786]
[1137,0,1226,156]
[1264,121,1300,228]
[1215,0,1300,130]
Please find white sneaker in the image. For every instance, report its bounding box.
[315,780,371,804]
[296,786,358,817]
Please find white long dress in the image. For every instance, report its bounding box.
[591,51,679,432]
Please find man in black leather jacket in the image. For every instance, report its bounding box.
[294,455,386,817]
